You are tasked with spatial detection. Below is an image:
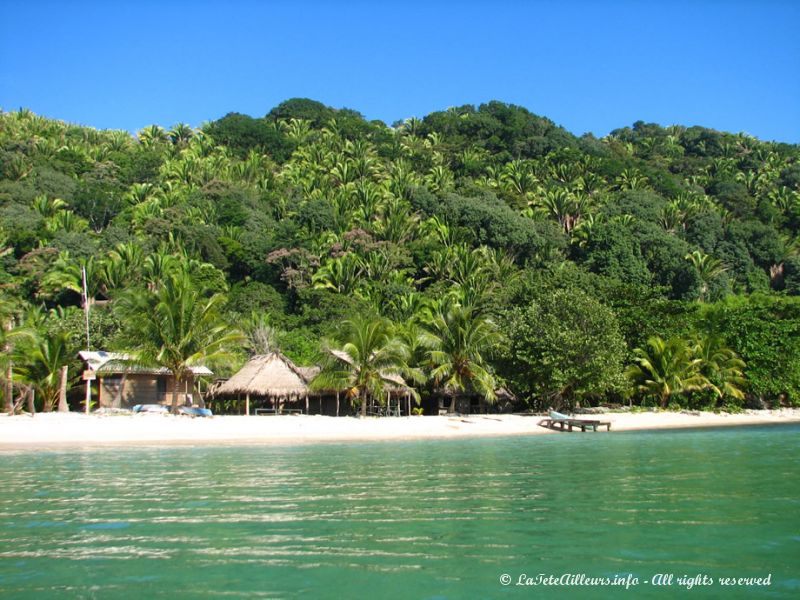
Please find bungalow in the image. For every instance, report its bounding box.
[79,351,213,409]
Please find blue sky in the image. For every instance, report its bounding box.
[1,0,798,142]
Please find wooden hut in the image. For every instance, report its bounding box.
[79,351,212,409]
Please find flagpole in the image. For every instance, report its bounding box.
[82,266,91,415]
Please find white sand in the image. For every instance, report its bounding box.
[1,409,799,449]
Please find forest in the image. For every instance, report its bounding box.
[1,98,798,414]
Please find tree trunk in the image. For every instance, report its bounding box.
[85,379,92,414]
[4,360,12,415]
[27,387,35,416]
[170,375,181,414]
[58,365,69,412]
[2,322,11,414]
[336,391,340,417]
[449,393,456,414]
[196,382,205,409]
[360,388,367,417]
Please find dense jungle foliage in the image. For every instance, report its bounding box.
[1,99,798,413]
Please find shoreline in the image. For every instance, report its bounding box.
[0,409,799,451]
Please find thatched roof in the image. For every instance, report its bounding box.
[213,352,314,398]
[296,366,321,381]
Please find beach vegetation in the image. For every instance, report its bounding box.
[0,102,798,412]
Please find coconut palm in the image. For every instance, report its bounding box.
[16,330,74,412]
[626,336,709,407]
[313,316,411,417]
[420,298,502,413]
[117,272,243,413]
[1,297,34,413]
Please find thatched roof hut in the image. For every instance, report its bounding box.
[213,352,312,398]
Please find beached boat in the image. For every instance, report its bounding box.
[178,406,213,417]
[132,404,169,414]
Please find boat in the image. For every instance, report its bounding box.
[132,404,169,414]
[178,406,213,417]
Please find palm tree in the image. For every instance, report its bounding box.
[685,250,727,302]
[1,297,34,413]
[311,254,364,295]
[626,336,708,407]
[137,124,169,147]
[117,273,243,414]
[168,123,195,147]
[313,316,411,417]
[17,331,73,412]
[692,334,746,401]
[31,194,68,218]
[40,252,103,305]
[243,312,281,356]
[420,298,502,413]
[538,188,587,234]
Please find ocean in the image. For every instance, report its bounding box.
[0,425,798,598]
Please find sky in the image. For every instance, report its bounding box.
[1,0,798,142]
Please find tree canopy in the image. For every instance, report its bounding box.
[1,99,798,412]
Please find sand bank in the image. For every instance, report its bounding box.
[0,409,798,450]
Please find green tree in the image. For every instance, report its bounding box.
[626,336,708,407]
[313,316,410,417]
[1,297,34,413]
[692,333,746,402]
[420,298,501,412]
[685,250,727,302]
[16,330,75,412]
[501,288,626,410]
[117,272,243,413]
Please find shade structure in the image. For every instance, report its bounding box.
[213,352,313,399]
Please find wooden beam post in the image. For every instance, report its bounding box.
[85,379,92,415]
[245,393,250,416]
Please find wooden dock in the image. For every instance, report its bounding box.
[538,417,611,432]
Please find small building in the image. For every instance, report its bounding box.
[79,351,213,409]
[210,352,322,415]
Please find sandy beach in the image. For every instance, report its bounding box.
[0,409,798,449]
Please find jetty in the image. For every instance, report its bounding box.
[538,411,611,432]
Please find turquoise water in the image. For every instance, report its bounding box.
[0,425,798,599]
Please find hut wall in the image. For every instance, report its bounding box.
[99,374,157,408]
[98,374,196,408]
